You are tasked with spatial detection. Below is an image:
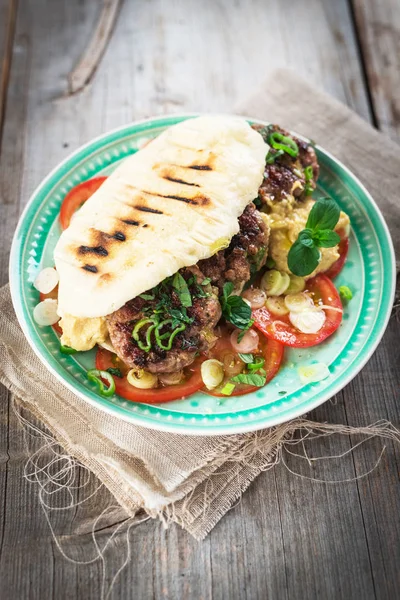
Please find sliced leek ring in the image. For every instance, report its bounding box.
[261,270,290,296]
[265,296,289,316]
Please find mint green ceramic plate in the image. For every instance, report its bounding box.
[9,115,396,435]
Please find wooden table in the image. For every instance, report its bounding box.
[1,1,399,598]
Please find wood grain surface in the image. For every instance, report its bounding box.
[0,1,399,599]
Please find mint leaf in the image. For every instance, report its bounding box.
[224,296,252,329]
[288,239,320,276]
[231,373,266,387]
[306,197,340,231]
[313,229,341,248]
[139,293,154,301]
[172,272,192,307]
[201,278,211,286]
[238,353,254,363]
[106,367,122,378]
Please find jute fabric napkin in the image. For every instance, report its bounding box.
[1,69,398,540]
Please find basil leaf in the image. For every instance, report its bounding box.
[287,239,321,276]
[231,373,266,387]
[238,353,254,363]
[172,272,192,307]
[306,197,340,231]
[313,229,341,248]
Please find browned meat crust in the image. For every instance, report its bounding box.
[198,202,269,293]
[252,124,319,206]
[106,266,221,373]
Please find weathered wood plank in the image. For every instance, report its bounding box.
[351,0,400,142]
[0,0,17,147]
[0,0,398,599]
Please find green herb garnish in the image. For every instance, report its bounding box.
[287,197,341,276]
[304,165,314,196]
[106,367,122,378]
[247,357,265,372]
[268,131,299,158]
[221,382,235,396]
[139,293,155,301]
[238,353,254,364]
[201,278,211,286]
[172,272,192,307]
[231,373,266,387]
[60,344,77,355]
[265,256,276,269]
[87,369,115,397]
[339,285,353,300]
[220,283,253,331]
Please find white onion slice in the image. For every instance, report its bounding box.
[230,328,259,353]
[33,299,60,326]
[298,362,330,384]
[33,267,59,294]
[201,359,224,390]
[284,293,314,313]
[289,309,326,334]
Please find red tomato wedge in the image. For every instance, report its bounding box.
[96,347,204,404]
[252,275,343,348]
[205,332,284,397]
[59,176,107,230]
[324,236,349,279]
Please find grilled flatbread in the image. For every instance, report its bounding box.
[54,116,268,318]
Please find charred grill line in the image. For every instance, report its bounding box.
[78,245,108,257]
[188,165,212,171]
[163,194,199,205]
[135,205,163,214]
[113,231,126,241]
[122,219,140,226]
[163,175,200,187]
[82,264,98,273]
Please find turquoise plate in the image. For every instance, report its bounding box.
[9,115,396,435]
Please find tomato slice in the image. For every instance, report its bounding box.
[205,331,284,397]
[95,347,204,404]
[59,176,107,230]
[324,236,349,279]
[252,275,343,348]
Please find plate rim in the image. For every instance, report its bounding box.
[9,113,396,435]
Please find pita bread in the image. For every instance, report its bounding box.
[54,116,268,318]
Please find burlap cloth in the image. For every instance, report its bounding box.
[1,70,399,540]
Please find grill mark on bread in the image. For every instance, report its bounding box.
[188,164,212,171]
[78,245,108,257]
[113,231,126,241]
[163,175,200,187]
[135,205,163,214]
[121,219,140,226]
[82,264,98,273]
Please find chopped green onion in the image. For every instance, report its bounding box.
[87,369,115,397]
[265,256,276,269]
[220,382,235,396]
[248,357,265,372]
[339,285,353,300]
[266,149,284,164]
[267,131,299,158]
[154,320,186,350]
[60,344,77,355]
[132,318,156,352]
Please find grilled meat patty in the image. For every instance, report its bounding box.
[252,124,319,208]
[106,266,221,373]
[198,202,269,293]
